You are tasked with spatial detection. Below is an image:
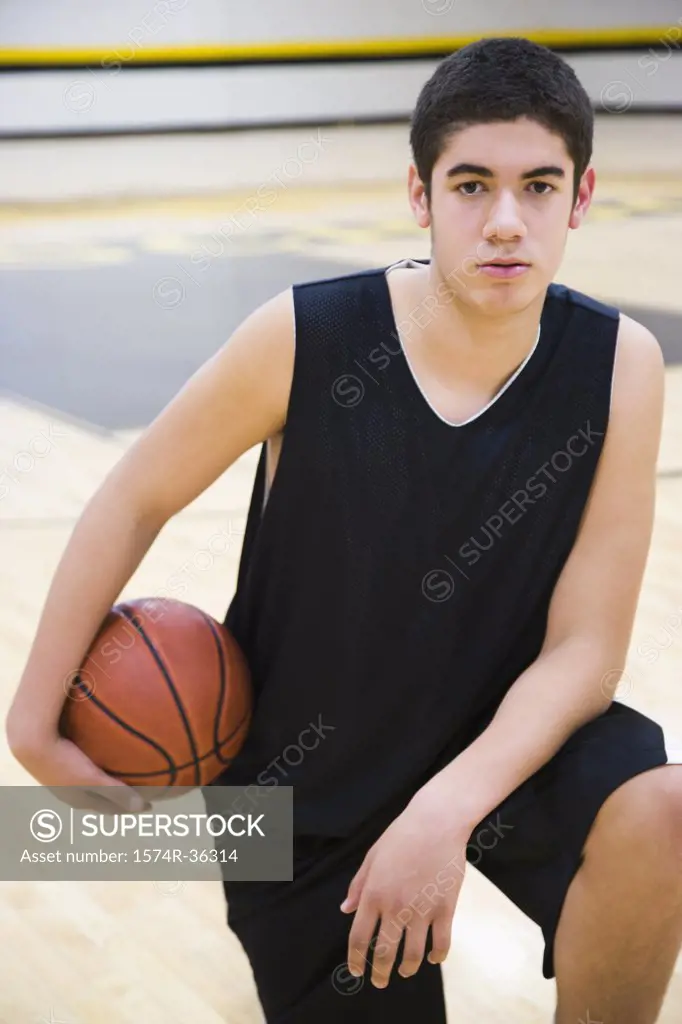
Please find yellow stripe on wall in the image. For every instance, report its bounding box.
[0,26,677,66]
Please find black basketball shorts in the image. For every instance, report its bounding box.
[220,701,670,1023]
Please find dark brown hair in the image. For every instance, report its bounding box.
[410,37,593,202]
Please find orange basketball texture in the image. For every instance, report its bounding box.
[59,598,252,788]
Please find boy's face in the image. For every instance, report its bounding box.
[408,116,595,317]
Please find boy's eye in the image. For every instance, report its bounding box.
[527,181,555,195]
[457,181,485,195]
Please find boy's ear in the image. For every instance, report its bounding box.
[569,166,596,229]
[408,164,432,229]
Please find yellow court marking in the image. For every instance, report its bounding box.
[0,26,678,65]
[0,243,132,267]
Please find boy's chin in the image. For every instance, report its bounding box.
[471,276,548,313]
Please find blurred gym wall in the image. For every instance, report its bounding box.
[1,0,681,134]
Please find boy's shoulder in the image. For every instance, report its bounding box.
[549,284,663,373]
[546,281,620,322]
[292,263,389,294]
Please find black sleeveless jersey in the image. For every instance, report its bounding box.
[216,261,620,837]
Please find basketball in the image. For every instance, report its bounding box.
[59,597,252,789]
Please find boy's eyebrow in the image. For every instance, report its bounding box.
[445,162,566,180]
[446,163,493,178]
[520,165,565,180]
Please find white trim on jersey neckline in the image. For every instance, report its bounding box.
[385,257,542,429]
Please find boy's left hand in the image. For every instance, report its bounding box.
[340,780,471,988]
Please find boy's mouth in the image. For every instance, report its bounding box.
[478,260,531,279]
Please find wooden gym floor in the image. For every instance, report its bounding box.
[2,119,682,1022]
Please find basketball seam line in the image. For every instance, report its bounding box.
[116,604,201,786]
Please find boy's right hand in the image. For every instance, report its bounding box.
[9,732,150,814]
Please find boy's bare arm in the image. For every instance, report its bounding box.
[6,288,295,752]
